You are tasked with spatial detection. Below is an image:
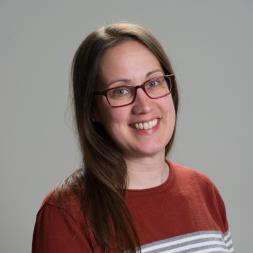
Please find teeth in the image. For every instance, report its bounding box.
[134,119,158,130]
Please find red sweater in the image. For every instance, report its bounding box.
[32,161,233,252]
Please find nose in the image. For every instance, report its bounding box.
[132,87,152,114]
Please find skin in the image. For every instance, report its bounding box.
[95,40,176,189]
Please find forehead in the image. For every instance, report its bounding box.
[99,40,162,88]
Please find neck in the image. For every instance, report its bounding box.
[125,154,169,190]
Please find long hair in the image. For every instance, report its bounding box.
[70,23,179,252]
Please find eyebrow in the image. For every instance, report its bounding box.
[106,69,163,87]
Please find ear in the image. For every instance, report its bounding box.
[91,96,104,123]
[91,107,100,123]
[91,116,99,123]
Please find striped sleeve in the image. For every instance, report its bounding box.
[140,230,233,253]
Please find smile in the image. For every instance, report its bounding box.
[133,119,158,130]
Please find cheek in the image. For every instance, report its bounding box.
[98,105,129,131]
[162,97,176,137]
[95,97,115,125]
[162,96,176,118]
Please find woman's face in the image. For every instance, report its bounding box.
[95,40,176,159]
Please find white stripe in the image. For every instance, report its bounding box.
[225,238,233,248]
[187,246,234,253]
[224,232,232,244]
[141,231,234,253]
[224,231,232,241]
[142,232,224,252]
[147,241,228,253]
[224,232,233,250]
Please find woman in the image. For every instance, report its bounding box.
[32,23,234,253]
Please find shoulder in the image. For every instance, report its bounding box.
[168,160,217,191]
[168,160,229,232]
[42,186,80,212]
[32,170,93,252]
[37,171,84,224]
[167,160,225,212]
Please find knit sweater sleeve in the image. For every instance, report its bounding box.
[32,192,92,253]
[210,180,229,233]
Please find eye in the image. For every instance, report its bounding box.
[109,86,131,97]
[146,77,163,89]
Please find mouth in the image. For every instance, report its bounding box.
[131,118,159,130]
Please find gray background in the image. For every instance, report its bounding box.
[0,0,252,252]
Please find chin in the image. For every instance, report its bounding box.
[126,144,167,158]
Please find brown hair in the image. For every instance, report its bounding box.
[69,22,179,252]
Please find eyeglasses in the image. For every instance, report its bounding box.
[94,74,173,108]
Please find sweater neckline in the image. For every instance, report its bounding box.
[125,160,175,196]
